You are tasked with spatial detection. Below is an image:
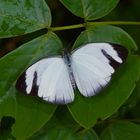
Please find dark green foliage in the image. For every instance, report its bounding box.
[0,0,51,38]
[0,0,140,139]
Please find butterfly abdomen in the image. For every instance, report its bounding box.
[63,49,76,89]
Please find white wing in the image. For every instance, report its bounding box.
[16,57,74,104]
[71,43,128,97]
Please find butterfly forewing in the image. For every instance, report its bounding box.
[16,57,74,104]
[16,43,128,104]
[71,43,128,97]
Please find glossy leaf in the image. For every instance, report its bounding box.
[126,79,140,118]
[30,129,77,140]
[43,106,80,131]
[29,118,98,140]
[0,0,51,38]
[68,25,140,128]
[12,94,56,140]
[73,25,137,50]
[100,121,140,140]
[76,130,99,140]
[29,129,99,140]
[0,32,63,139]
[28,106,78,140]
[60,0,119,20]
[29,107,98,140]
[119,78,140,116]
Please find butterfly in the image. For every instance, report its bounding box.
[16,43,128,104]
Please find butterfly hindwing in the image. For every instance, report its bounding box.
[16,43,128,104]
[71,43,128,97]
[16,57,74,104]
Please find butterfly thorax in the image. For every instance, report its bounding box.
[63,48,71,66]
[63,48,76,89]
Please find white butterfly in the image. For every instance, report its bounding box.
[16,43,128,104]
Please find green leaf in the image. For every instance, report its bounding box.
[76,130,99,140]
[29,107,98,140]
[118,78,140,117]
[12,94,56,140]
[29,128,77,140]
[0,32,63,139]
[0,86,16,117]
[28,107,79,140]
[125,79,140,118]
[100,121,140,140]
[0,0,51,38]
[28,106,80,140]
[29,128,99,140]
[73,25,137,50]
[43,106,79,131]
[29,106,79,140]
[60,0,119,20]
[30,129,99,140]
[68,25,140,128]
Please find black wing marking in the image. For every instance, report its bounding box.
[71,43,128,97]
[16,71,38,96]
[101,43,128,70]
[16,57,75,104]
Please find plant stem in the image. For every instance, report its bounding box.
[88,21,140,26]
[51,23,85,31]
[50,21,140,31]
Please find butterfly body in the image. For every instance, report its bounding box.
[63,48,76,89]
[16,43,128,104]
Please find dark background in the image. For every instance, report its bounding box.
[0,1,139,138]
